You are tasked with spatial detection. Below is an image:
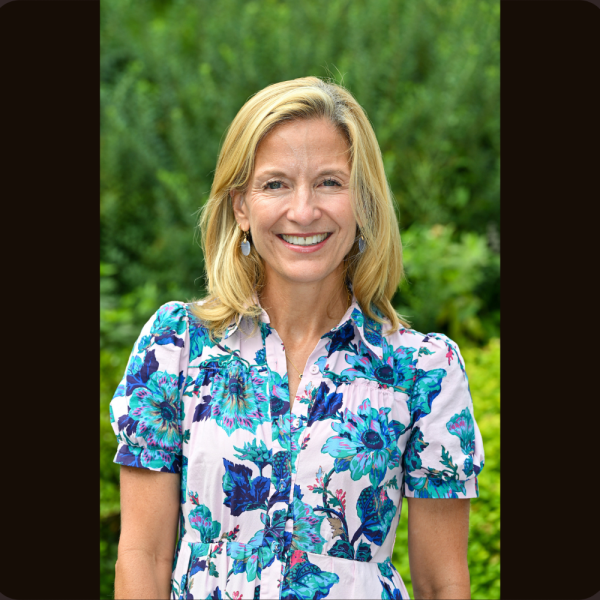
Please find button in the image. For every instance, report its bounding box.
[310,364,319,375]
[279,480,287,492]
[271,541,280,553]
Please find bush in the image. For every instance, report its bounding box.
[397,224,500,347]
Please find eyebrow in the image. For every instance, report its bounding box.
[254,168,349,180]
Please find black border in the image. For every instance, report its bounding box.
[0,1,100,599]
[501,1,599,599]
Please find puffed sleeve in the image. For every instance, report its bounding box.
[402,333,484,498]
[109,302,190,473]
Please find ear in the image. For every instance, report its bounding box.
[231,190,250,231]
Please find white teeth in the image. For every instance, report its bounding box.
[281,233,328,246]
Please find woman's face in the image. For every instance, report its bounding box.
[233,118,356,289]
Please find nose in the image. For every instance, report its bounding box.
[286,183,321,225]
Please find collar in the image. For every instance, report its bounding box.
[327,297,385,360]
[223,294,384,360]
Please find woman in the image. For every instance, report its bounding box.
[110,77,484,600]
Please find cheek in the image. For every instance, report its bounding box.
[339,203,358,241]
[246,199,275,232]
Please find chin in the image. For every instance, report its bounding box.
[283,265,341,285]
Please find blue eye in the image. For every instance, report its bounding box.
[266,181,283,190]
[323,179,340,187]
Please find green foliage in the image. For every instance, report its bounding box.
[397,224,500,346]
[100,0,499,597]
[392,339,500,599]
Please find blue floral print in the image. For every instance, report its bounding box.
[446,407,476,456]
[281,551,340,599]
[189,502,222,543]
[208,359,270,436]
[378,557,404,599]
[110,298,484,599]
[322,398,405,487]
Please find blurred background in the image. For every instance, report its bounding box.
[100,0,499,597]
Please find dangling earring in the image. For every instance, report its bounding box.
[358,233,366,253]
[240,228,251,256]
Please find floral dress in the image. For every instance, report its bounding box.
[110,299,484,600]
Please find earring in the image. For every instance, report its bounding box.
[358,234,366,253]
[240,228,251,256]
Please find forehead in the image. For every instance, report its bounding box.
[254,118,350,170]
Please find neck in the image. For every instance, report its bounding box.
[259,272,349,345]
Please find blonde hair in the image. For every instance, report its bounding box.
[193,76,408,340]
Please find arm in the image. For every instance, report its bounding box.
[115,466,180,600]
[407,497,471,600]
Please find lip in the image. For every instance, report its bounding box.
[277,232,332,253]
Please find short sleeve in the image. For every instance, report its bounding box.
[402,333,484,498]
[109,301,190,473]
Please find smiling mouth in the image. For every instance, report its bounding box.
[278,233,331,246]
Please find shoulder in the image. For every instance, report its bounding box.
[155,301,190,326]
[141,301,191,341]
[182,300,229,361]
[149,300,214,333]
[383,326,468,398]
[387,325,464,369]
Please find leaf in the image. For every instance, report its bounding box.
[137,335,152,353]
[281,558,340,599]
[124,356,144,395]
[327,517,344,538]
[440,445,458,476]
[356,541,372,563]
[233,439,273,473]
[383,475,399,490]
[193,395,213,422]
[403,427,429,472]
[327,539,354,560]
[307,382,344,427]
[355,485,397,546]
[410,367,447,424]
[222,459,270,516]
[328,496,342,509]
[189,558,207,577]
[208,561,219,577]
[388,420,407,441]
[154,332,185,347]
[115,444,142,468]
[333,455,352,473]
[140,350,158,383]
[117,413,138,437]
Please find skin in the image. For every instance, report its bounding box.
[407,498,471,599]
[115,466,179,599]
[115,117,471,599]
